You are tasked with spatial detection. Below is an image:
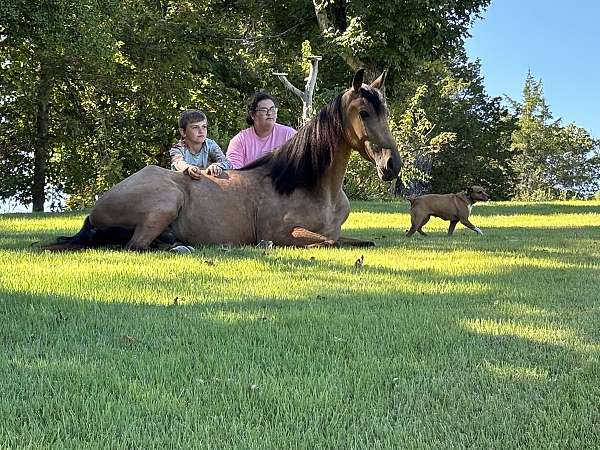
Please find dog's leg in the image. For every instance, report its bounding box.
[407,215,429,237]
[448,220,459,235]
[417,216,431,235]
[460,218,483,235]
[405,221,419,237]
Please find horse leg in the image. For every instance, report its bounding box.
[289,227,339,247]
[125,210,179,251]
[336,236,376,247]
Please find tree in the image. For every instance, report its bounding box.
[424,54,517,199]
[508,72,558,200]
[545,124,600,198]
[1,0,497,208]
[1,0,119,211]
[509,71,600,199]
[311,0,491,80]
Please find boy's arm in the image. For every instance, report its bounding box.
[207,141,232,170]
[170,143,190,171]
[169,145,198,177]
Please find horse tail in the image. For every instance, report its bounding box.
[41,215,97,251]
[408,196,417,206]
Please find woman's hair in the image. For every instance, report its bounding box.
[179,109,207,129]
[245,92,276,126]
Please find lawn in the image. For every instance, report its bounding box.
[1,200,599,449]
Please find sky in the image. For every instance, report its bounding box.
[465,0,600,137]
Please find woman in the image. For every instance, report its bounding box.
[226,92,296,169]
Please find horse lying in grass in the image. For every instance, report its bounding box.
[44,69,402,251]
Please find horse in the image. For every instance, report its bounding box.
[44,69,402,251]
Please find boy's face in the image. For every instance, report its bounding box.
[181,120,207,146]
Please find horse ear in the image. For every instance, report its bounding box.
[353,68,365,92]
[371,70,387,90]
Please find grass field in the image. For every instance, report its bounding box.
[1,200,599,449]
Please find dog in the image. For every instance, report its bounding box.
[405,186,489,237]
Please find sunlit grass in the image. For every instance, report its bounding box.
[1,200,600,448]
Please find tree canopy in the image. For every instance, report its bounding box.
[1,0,598,211]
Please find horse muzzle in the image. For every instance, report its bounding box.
[373,146,402,181]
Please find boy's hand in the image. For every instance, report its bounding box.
[205,163,223,177]
[185,166,203,179]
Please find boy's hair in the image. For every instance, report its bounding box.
[179,109,207,129]
[246,92,276,126]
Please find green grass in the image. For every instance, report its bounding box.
[1,200,600,449]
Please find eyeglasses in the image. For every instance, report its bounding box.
[255,106,278,115]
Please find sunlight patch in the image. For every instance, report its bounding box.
[461,318,574,346]
[482,361,548,381]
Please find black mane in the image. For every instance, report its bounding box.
[239,94,344,195]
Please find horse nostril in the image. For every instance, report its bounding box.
[385,155,400,173]
[386,158,394,172]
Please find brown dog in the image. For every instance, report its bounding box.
[406,186,489,237]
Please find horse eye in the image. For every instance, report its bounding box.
[359,110,370,119]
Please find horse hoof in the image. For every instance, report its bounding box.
[171,245,195,254]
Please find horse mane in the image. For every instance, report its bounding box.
[239,94,344,195]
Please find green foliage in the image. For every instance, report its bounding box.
[343,153,392,200]
[391,85,457,197]
[509,72,600,200]
[315,0,491,77]
[424,55,517,199]
[13,0,597,206]
[1,0,497,208]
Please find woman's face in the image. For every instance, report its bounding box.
[251,99,278,130]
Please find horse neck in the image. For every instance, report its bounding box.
[319,140,352,202]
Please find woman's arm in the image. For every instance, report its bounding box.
[225,133,246,169]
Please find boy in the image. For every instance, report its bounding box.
[170,109,232,178]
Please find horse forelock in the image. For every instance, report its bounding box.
[256,94,344,195]
[359,86,384,114]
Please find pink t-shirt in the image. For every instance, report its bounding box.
[226,123,297,169]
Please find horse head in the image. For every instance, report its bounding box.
[343,69,402,181]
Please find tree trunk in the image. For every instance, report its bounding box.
[32,61,51,212]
